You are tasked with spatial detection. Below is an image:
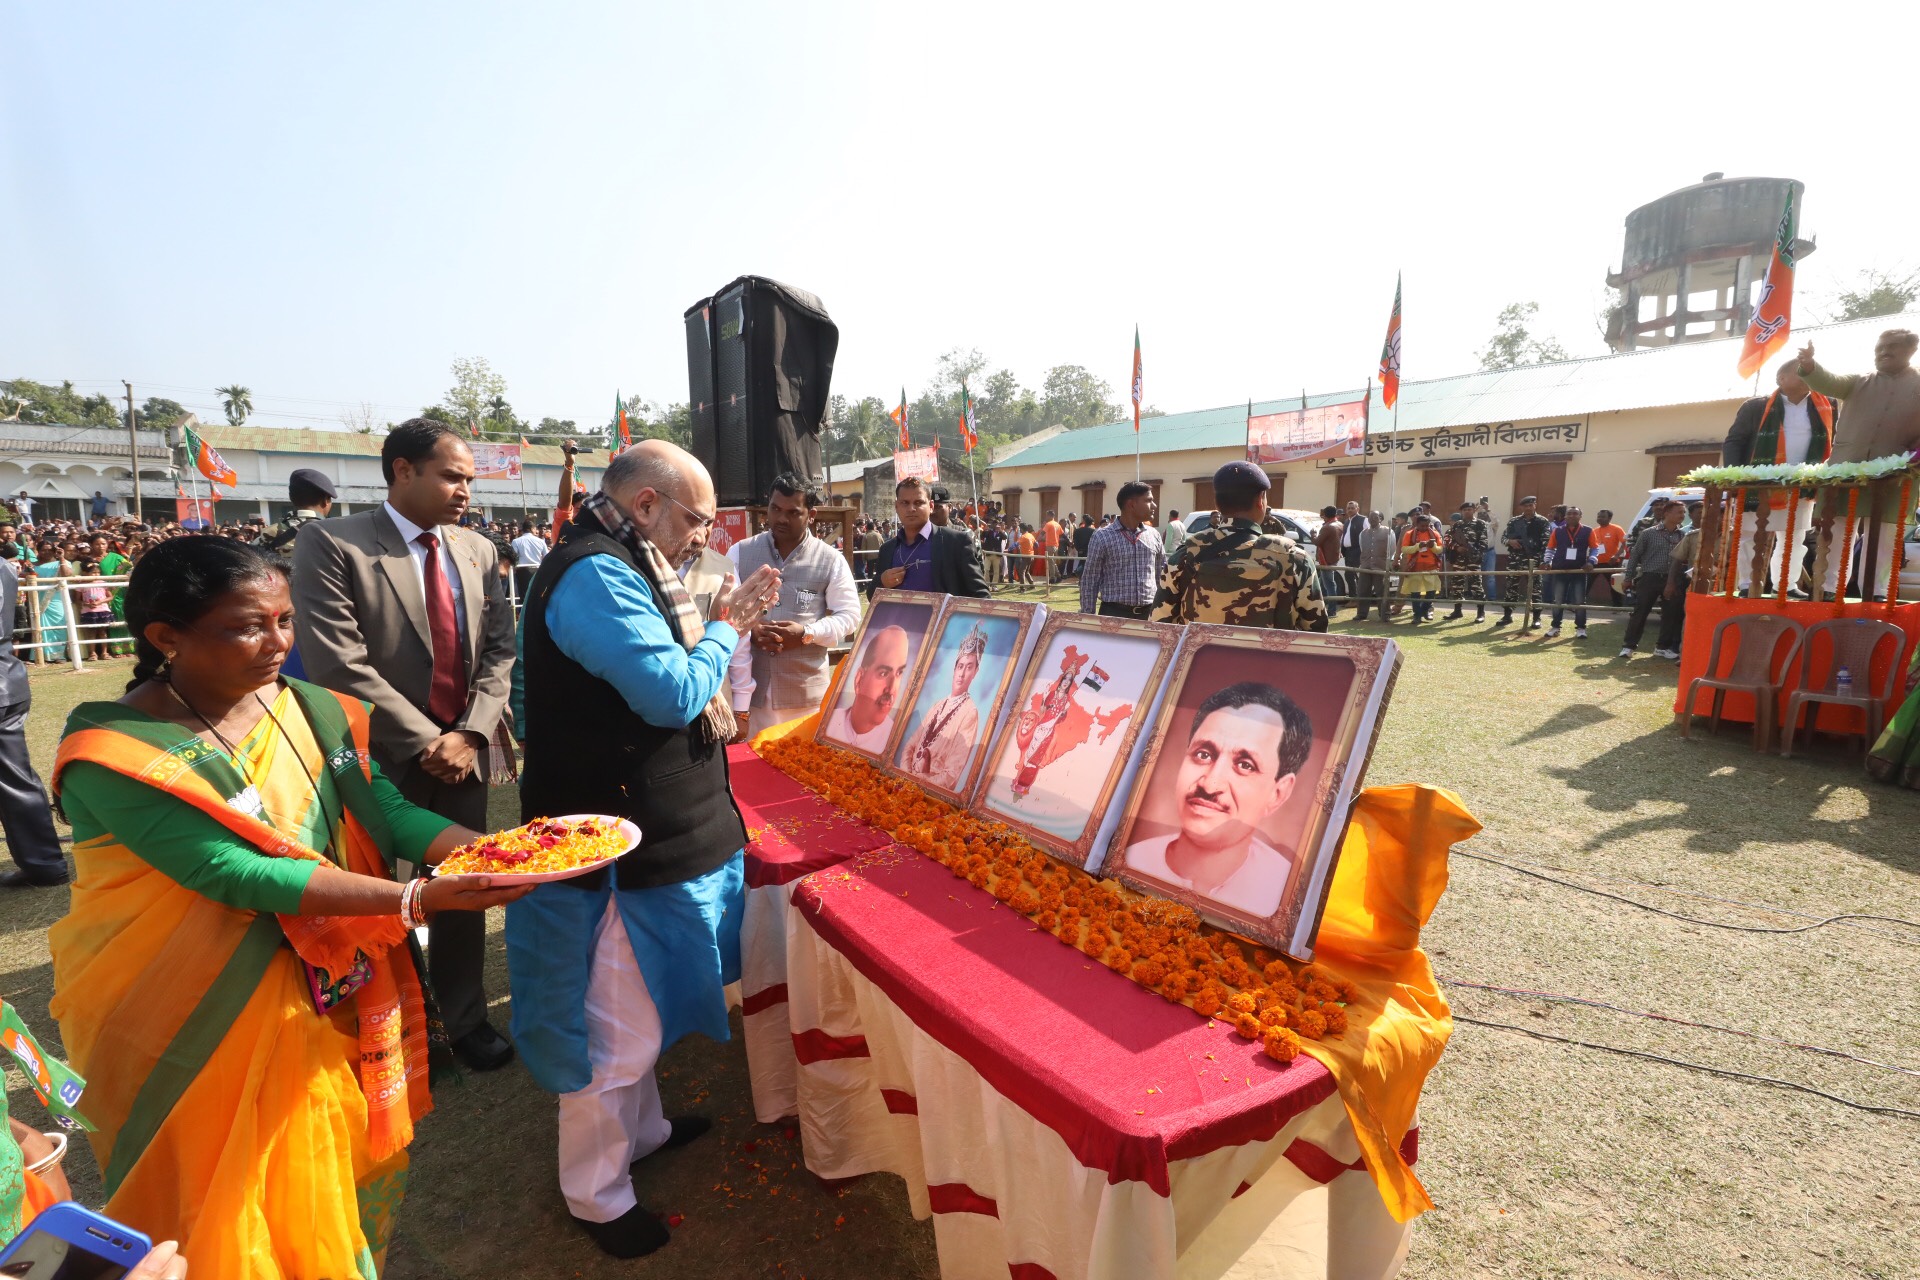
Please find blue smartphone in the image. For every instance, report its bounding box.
[0,1202,153,1279]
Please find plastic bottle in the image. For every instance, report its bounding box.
[1835,666,1853,697]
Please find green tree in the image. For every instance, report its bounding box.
[4,379,121,426]
[486,394,515,424]
[532,416,579,445]
[442,356,507,432]
[1478,303,1569,371]
[1833,268,1920,322]
[1040,364,1121,429]
[138,396,189,428]
[214,384,252,426]
[825,394,894,465]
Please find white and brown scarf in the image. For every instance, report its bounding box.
[581,491,736,744]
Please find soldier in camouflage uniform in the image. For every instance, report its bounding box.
[262,468,336,563]
[1444,506,1487,620]
[1496,494,1551,629]
[1152,461,1328,632]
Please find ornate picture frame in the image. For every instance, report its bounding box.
[814,589,948,766]
[885,599,1044,806]
[1103,625,1401,960]
[970,612,1181,868]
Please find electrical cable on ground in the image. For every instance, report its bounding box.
[1454,848,1920,939]
[1453,1014,1920,1120]
[1439,976,1920,1077]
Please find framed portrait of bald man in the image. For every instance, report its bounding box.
[815,590,946,764]
[973,613,1182,867]
[1105,625,1402,960]
[887,599,1045,804]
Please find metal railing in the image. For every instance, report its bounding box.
[14,573,133,672]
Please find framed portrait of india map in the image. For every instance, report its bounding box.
[814,589,947,765]
[1103,625,1401,960]
[971,613,1181,868]
[886,599,1046,806]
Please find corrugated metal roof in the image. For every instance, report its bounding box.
[994,310,1917,470]
[828,456,892,483]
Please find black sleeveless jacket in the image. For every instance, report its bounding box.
[518,521,746,891]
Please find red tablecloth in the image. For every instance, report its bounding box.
[733,746,892,887]
[732,747,1341,1195]
[732,746,1417,1278]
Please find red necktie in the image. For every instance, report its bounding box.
[417,531,465,724]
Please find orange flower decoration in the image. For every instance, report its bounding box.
[1262,1027,1301,1062]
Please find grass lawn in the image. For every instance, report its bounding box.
[5,617,1916,1279]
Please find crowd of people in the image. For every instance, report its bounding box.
[0,335,1916,1275]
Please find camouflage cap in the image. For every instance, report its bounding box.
[1211,460,1270,492]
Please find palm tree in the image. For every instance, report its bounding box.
[486,394,513,424]
[215,384,253,426]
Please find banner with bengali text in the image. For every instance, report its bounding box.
[471,442,523,481]
[1246,399,1369,465]
[894,446,941,485]
[709,508,751,555]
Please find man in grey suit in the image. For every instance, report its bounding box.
[0,551,66,887]
[293,418,517,1069]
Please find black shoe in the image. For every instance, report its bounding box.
[0,868,67,889]
[1475,606,1486,620]
[1449,606,1463,619]
[451,1022,515,1072]
[1493,613,1511,629]
[631,1116,712,1170]
[573,1204,670,1259]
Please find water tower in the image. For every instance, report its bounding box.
[1606,173,1815,351]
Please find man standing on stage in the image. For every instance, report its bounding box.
[1796,332,1920,598]
[1722,360,1837,595]
[727,472,860,736]
[868,477,989,600]
[1079,481,1165,619]
[510,441,779,1258]
[293,418,516,1070]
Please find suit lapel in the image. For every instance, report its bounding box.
[448,527,485,671]
[372,507,434,653]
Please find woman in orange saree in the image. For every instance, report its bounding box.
[48,538,531,1277]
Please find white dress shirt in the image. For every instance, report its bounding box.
[383,501,468,649]
[511,531,549,568]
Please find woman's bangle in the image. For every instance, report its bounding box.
[400,878,429,930]
[24,1130,67,1176]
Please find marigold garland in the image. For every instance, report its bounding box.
[758,734,1349,1045]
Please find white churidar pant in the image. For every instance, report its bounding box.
[557,897,674,1222]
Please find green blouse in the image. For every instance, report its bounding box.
[61,753,453,916]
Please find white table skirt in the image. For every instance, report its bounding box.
[734,889,1414,1280]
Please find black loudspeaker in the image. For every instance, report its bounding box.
[684,276,838,508]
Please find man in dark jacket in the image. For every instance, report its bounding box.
[0,553,65,887]
[866,476,990,599]
[1721,361,1837,595]
[511,441,780,1258]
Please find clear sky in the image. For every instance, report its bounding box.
[3,1,1910,434]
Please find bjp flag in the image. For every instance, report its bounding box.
[1737,189,1797,380]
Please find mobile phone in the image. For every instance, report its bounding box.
[0,1203,153,1278]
